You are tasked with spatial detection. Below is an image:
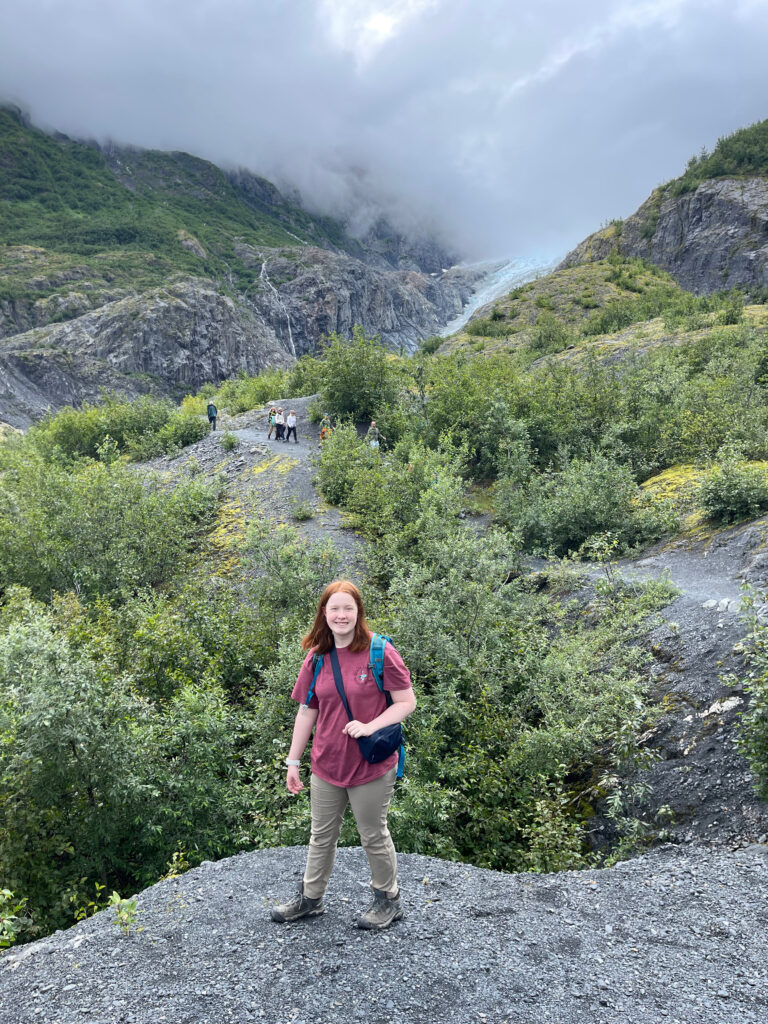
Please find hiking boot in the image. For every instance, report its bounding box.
[270,883,325,923]
[356,887,403,931]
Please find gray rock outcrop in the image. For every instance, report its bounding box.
[2,844,767,1024]
[0,278,293,428]
[560,177,768,295]
[0,258,482,427]
[238,245,481,358]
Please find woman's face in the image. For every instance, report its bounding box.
[325,591,358,646]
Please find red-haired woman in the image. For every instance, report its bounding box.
[270,580,416,930]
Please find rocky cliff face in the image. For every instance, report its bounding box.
[0,279,293,427]
[560,177,768,294]
[236,244,481,358]
[0,259,481,427]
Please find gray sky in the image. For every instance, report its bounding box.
[1,0,767,260]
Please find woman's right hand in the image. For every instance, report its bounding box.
[286,766,304,795]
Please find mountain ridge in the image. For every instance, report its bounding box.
[558,118,768,295]
[0,105,479,425]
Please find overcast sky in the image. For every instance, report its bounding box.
[1,0,767,261]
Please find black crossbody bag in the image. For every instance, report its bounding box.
[329,645,402,765]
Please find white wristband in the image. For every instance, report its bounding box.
[285,758,301,767]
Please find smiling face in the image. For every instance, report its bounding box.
[324,591,359,648]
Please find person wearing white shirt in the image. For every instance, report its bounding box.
[286,410,298,443]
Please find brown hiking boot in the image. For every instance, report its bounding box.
[270,883,325,923]
[356,887,403,930]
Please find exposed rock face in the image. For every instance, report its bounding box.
[0,279,293,428]
[237,245,481,357]
[560,177,768,294]
[0,261,482,427]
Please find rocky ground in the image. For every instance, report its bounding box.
[611,521,768,851]
[2,844,767,1024]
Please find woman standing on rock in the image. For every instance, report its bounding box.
[271,580,415,930]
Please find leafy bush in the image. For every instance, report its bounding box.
[313,421,376,506]
[220,431,239,451]
[318,326,400,420]
[0,453,221,601]
[696,446,768,524]
[0,591,250,935]
[495,452,677,555]
[466,317,511,339]
[125,410,210,459]
[216,368,292,414]
[30,395,175,462]
[419,335,443,355]
[529,312,572,354]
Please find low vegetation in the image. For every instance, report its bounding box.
[668,117,768,195]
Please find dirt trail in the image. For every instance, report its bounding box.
[145,395,366,578]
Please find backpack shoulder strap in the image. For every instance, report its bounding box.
[369,633,391,693]
[370,632,406,780]
[306,652,323,705]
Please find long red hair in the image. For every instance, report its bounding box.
[302,580,371,654]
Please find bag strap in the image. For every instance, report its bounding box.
[306,652,323,706]
[369,633,393,706]
[329,646,354,721]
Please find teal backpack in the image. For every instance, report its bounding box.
[306,632,406,778]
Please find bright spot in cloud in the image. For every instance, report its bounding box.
[321,0,436,61]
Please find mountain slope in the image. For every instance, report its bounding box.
[559,118,768,295]
[0,106,479,425]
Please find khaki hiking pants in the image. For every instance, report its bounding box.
[303,767,398,900]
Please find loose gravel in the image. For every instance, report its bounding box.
[2,844,767,1024]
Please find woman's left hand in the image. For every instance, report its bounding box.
[343,720,371,738]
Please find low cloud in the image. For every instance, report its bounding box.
[1,0,767,260]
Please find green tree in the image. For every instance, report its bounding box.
[319,326,400,420]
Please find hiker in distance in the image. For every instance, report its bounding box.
[366,420,385,449]
[207,400,217,431]
[275,407,286,440]
[285,409,298,443]
[271,580,416,930]
[267,406,277,440]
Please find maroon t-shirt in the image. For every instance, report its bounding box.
[291,641,412,788]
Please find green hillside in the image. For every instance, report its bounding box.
[0,106,353,305]
[444,253,765,362]
[669,117,768,195]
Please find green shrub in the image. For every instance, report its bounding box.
[313,421,376,506]
[126,410,210,459]
[0,591,250,935]
[466,318,510,339]
[495,452,677,555]
[289,498,315,521]
[529,312,572,354]
[0,453,221,600]
[419,335,443,355]
[30,395,175,462]
[216,368,292,414]
[318,326,400,420]
[696,445,768,524]
[220,431,239,451]
[717,292,744,326]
